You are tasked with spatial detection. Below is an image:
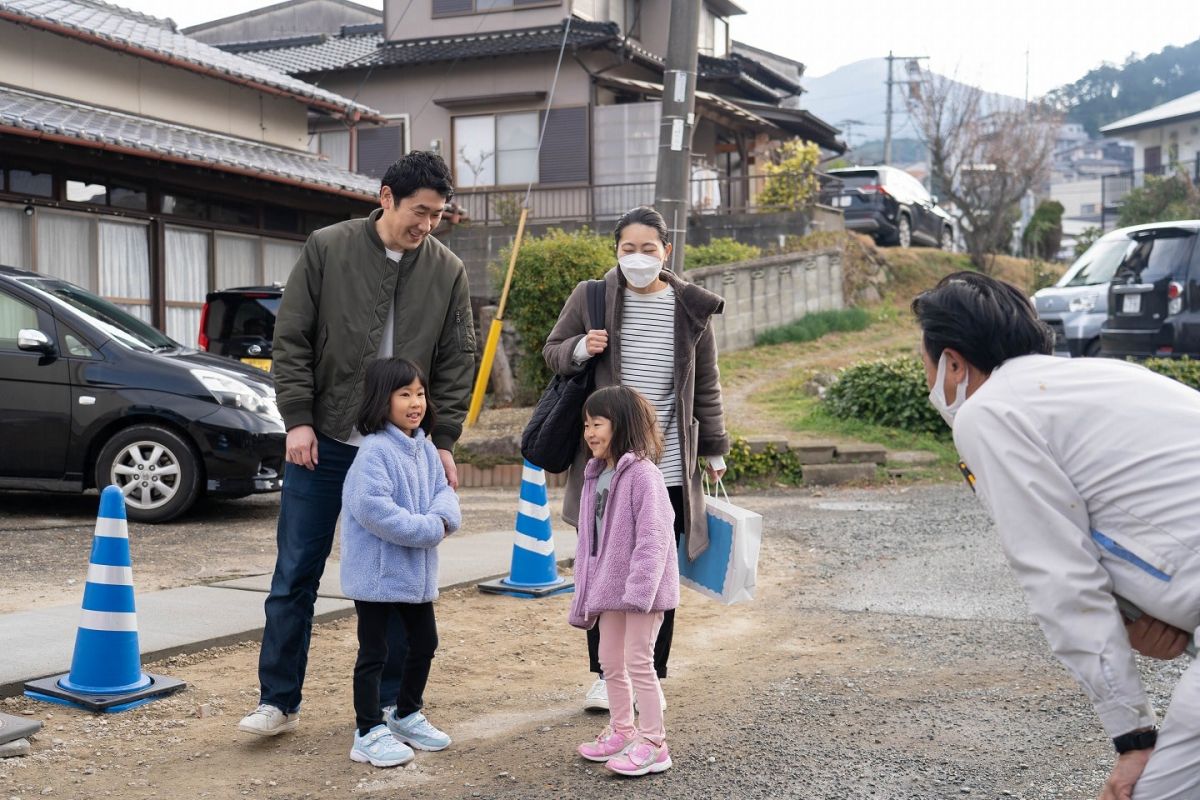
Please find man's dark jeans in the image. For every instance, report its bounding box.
[258,432,408,713]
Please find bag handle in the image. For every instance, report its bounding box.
[702,473,731,502]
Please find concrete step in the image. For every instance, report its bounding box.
[834,444,888,464]
[787,440,837,465]
[802,463,878,486]
[887,450,940,466]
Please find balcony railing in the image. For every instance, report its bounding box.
[452,172,825,226]
[1101,155,1200,230]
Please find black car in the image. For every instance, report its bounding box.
[1100,221,1200,359]
[199,285,282,373]
[821,166,954,249]
[0,266,285,523]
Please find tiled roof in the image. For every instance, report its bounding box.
[224,24,384,74]
[231,19,620,74]
[0,85,379,198]
[0,0,380,119]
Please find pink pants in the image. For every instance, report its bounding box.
[598,610,666,746]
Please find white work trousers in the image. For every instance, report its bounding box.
[1132,645,1200,799]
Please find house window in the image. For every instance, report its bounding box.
[66,180,107,205]
[454,112,539,188]
[432,0,559,15]
[311,130,351,171]
[7,169,52,197]
[1080,203,1097,215]
[357,120,408,179]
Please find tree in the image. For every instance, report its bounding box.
[1022,200,1065,260]
[907,73,1059,272]
[1116,169,1200,227]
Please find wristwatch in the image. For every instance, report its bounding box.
[1112,727,1158,754]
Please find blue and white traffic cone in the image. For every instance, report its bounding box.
[25,486,185,712]
[479,461,574,598]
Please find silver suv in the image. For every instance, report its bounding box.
[1033,227,1136,357]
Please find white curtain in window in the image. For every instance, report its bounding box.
[263,240,303,286]
[320,130,351,171]
[0,205,31,269]
[37,212,94,289]
[165,226,209,343]
[99,220,150,309]
[215,233,262,289]
[454,115,496,188]
[497,112,539,186]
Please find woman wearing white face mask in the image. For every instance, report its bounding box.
[544,206,730,713]
[914,271,1200,800]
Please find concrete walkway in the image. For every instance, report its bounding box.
[0,528,576,697]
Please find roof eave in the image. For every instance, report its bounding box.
[0,9,384,123]
[0,123,378,202]
[1101,109,1200,136]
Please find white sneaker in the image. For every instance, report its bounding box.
[237,704,299,736]
[584,678,609,712]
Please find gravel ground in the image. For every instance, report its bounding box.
[1,484,1189,799]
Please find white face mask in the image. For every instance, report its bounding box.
[618,253,663,289]
[928,352,969,427]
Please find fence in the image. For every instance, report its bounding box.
[453,172,826,226]
[1101,155,1200,230]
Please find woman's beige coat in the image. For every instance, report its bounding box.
[543,267,729,558]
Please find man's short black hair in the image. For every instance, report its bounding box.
[381,151,454,203]
[911,271,1053,373]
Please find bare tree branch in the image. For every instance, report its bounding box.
[907,73,1059,272]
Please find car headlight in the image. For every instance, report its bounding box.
[1068,295,1097,312]
[191,368,281,421]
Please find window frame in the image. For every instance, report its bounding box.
[451,110,543,189]
[432,0,562,19]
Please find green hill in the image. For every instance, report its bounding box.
[1048,38,1200,135]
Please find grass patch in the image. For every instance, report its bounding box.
[755,307,872,346]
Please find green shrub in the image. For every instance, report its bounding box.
[495,227,613,397]
[684,237,762,269]
[1021,200,1064,261]
[755,308,872,347]
[722,436,803,486]
[823,357,948,437]
[1117,170,1200,227]
[759,140,821,210]
[1143,357,1200,390]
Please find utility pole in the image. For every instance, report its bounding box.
[654,0,701,272]
[883,51,927,165]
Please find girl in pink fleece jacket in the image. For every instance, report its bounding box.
[569,386,679,777]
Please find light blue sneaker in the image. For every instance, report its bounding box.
[350,724,415,768]
[387,710,452,751]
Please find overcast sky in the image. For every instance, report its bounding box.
[128,0,1197,99]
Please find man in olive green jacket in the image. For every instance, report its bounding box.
[238,152,475,738]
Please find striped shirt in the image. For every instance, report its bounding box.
[620,286,682,486]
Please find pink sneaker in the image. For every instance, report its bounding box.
[606,741,671,776]
[577,727,633,762]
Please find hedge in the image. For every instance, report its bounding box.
[823,357,948,437]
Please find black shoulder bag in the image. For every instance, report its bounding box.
[520,280,606,473]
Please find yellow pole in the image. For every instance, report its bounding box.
[466,207,528,427]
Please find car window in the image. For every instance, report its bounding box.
[0,291,41,351]
[208,296,280,341]
[62,328,96,358]
[16,277,176,353]
[828,170,879,190]
[1116,233,1196,284]
[1059,238,1130,287]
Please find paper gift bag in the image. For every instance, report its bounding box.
[678,482,762,605]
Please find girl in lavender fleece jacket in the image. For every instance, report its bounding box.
[569,386,679,777]
[339,358,461,769]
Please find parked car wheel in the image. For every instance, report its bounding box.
[96,425,202,523]
[940,227,954,251]
[896,215,912,248]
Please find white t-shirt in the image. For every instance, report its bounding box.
[340,247,405,447]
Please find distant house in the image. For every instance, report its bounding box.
[0,0,383,342]
[198,0,844,223]
[184,0,381,45]
[1101,90,1200,179]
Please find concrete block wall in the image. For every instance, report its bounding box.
[684,248,844,352]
